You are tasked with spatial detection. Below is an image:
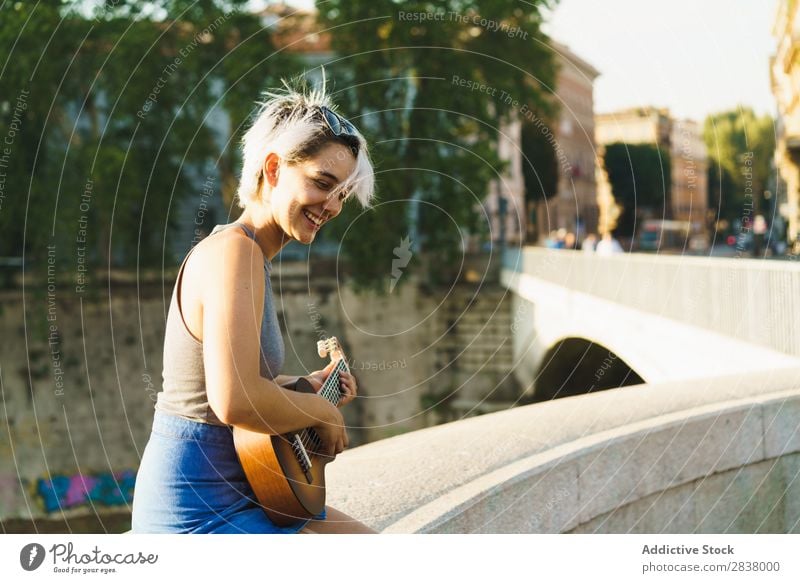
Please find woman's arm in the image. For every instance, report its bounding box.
[273,374,301,389]
[200,234,345,445]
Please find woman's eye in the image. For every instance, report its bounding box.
[314,180,331,190]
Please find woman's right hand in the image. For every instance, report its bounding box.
[312,400,349,459]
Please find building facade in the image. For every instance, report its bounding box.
[543,41,602,242]
[772,0,800,249]
[486,41,600,246]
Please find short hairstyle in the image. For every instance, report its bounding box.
[235,75,375,210]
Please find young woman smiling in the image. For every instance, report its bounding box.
[131,79,376,534]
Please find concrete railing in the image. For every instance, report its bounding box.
[327,367,800,533]
[501,247,800,358]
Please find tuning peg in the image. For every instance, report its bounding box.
[317,340,328,358]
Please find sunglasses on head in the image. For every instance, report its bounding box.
[318,106,359,139]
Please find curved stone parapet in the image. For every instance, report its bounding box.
[326,367,800,533]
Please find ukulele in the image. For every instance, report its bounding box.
[232,337,350,526]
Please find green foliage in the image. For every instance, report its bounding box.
[520,117,559,243]
[316,0,557,292]
[0,0,295,284]
[703,108,775,226]
[602,142,671,238]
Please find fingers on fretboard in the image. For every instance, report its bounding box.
[319,359,349,404]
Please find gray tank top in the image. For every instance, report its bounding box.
[154,222,285,426]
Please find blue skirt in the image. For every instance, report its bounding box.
[131,410,326,533]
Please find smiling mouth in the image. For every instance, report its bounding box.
[302,209,325,230]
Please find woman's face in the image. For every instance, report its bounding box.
[266,141,357,245]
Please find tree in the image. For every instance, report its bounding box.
[520,117,559,242]
[602,142,671,239]
[703,108,775,230]
[316,0,557,291]
[0,0,295,278]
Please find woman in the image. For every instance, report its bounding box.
[131,80,376,534]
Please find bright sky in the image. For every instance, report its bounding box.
[542,0,779,122]
[273,0,779,123]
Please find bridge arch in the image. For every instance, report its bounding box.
[502,250,800,388]
[534,337,644,401]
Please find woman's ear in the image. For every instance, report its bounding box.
[263,152,281,188]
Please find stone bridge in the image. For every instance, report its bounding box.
[329,250,800,533]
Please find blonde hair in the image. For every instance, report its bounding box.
[235,74,375,209]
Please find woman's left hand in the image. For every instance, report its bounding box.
[307,361,358,408]
[336,370,357,408]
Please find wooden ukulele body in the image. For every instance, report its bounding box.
[233,338,348,527]
[233,378,332,526]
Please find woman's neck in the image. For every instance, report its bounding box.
[236,203,290,262]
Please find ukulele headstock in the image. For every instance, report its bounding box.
[317,337,339,358]
[317,337,348,370]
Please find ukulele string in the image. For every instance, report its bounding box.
[301,362,343,451]
[298,359,347,453]
[298,372,336,451]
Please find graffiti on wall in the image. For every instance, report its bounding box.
[36,470,135,513]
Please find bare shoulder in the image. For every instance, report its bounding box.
[181,228,264,341]
[202,227,261,270]
[197,229,263,295]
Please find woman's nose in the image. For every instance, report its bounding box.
[322,193,343,217]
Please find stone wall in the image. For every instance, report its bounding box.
[0,265,516,524]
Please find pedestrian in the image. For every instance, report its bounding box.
[595,232,624,255]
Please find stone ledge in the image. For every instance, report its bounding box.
[326,367,800,532]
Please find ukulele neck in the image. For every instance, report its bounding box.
[319,357,349,406]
